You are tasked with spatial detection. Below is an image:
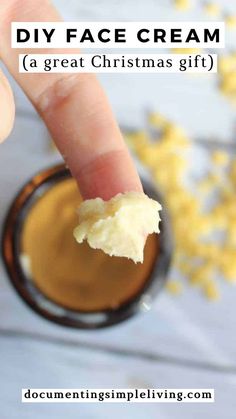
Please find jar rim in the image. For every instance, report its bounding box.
[1,163,172,329]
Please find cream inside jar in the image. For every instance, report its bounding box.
[21,177,160,312]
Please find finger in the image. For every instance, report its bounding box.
[0,69,15,143]
[36,73,142,200]
[0,0,142,200]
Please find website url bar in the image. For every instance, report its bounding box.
[22,388,214,403]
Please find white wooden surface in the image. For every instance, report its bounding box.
[0,1,236,418]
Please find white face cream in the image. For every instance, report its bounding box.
[74,191,162,263]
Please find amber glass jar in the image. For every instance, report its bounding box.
[2,164,172,329]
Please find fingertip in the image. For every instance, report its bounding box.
[0,70,15,143]
[74,149,143,200]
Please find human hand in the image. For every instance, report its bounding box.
[0,0,142,200]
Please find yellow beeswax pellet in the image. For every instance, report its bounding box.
[177,239,199,257]
[194,243,220,261]
[218,55,236,75]
[222,267,236,282]
[197,177,215,193]
[148,112,168,129]
[174,0,191,11]
[225,15,236,29]
[211,150,230,166]
[172,48,202,54]
[220,72,236,95]
[208,210,227,230]
[188,264,214,286]
[219,249,236,281]
[218,53,236,102]
[138,145,162,168]
[125,131,149,149]
[163,124,189,145]
[225,227,236,247]
[202,280,220,301]
[124,112,236,302]
[204,2,221,17]
[196,215,215,235]
[177,260,193,276]
[166,280,183,295]
[203,173,222,190]
[229,160,236,182]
